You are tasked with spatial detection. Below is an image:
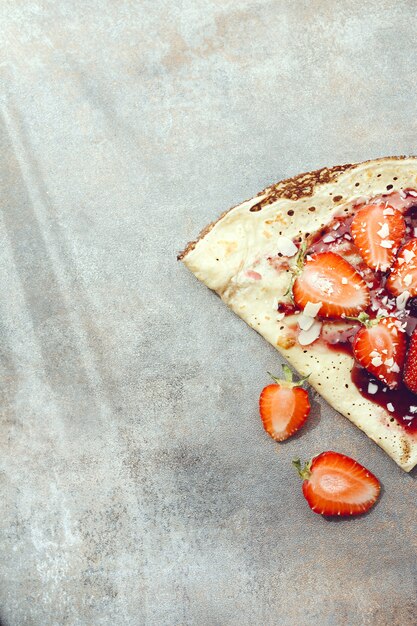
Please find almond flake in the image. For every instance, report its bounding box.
[403,249,415,263]
[368,382,378,394]
[333,222,341,230]
[396,291,410,310]
[277,312,285,321]
[377,223,390,238]
[276,236,298,257]
[398,257,405,265]
[323,235,335,244]
[371,356,383,367]
[298,321,322,346]
[389,362,400,373]
[380,239,394,248]
[404,274,412,286]
[342,277,348,284]
[344,234,352,240]
[304,301,322,317]
[376,308,388,317]
[410,406,417,413]
[408,190,417,197]
[387,402,395,412]
[383,207,395,215]
[385,357,394,366]
[298,314,315,331]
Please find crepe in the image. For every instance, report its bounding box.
[179,157,417,471]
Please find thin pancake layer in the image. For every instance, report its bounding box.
[179,157,417,471]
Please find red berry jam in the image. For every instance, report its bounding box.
[281,190,417,432]
[351,365,417,433]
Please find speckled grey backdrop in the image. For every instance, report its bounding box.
[0,1,416,625]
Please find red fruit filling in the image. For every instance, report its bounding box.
[274,189,417,432]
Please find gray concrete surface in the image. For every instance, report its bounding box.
[0,1,416,624]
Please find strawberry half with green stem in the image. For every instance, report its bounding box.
[403,326,417,393]
[292,251,370,318]
[386,238,417,297]
[293,451,381,516]
[259,366,310,441]
[352,313,406,389]
[351,203,406,272]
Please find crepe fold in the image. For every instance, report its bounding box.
[179,157,417,471]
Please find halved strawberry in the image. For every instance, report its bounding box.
[351,203,406,271]
[293,451,380,516]
[386,239,417,297]
[352,314,406,389]
[292,252,370,318]
[259,366,310,441]
[403,327,417,394]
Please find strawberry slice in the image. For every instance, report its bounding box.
[386,239,417,297]
[351,203,405,272]
[293,451,380,516]
[403,327,417,393]
[259,366,310,441]
[292,251,370,318]
[352,314,406,389]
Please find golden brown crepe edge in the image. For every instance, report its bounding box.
[178,156,413,261]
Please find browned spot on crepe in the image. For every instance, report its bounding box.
[400,437,411,465]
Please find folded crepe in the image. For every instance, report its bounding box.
[179,157,417,471]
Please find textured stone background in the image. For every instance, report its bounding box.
[0,1,416,625]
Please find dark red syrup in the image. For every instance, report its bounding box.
[307,214,355,255]
[285,190,417,432]
[322,315,417,433]
[277,301,297,315]
[351,365,417,433]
